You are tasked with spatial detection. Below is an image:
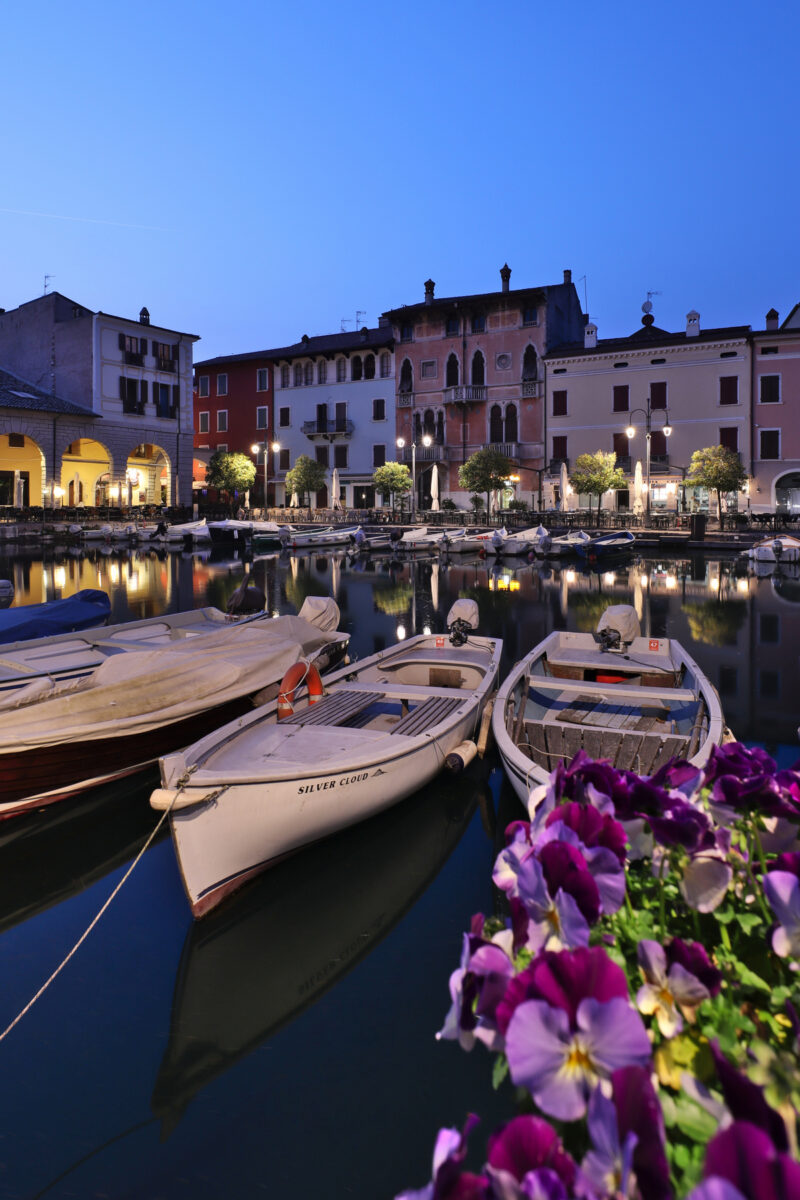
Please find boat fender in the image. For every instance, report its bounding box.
[445,740,478,774]
[277,660,324,720]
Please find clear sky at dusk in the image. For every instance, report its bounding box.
[2,0,796,360]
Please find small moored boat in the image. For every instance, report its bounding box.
[743,534,800,563]
[0,589,111,645]
[492,604,727,804]
[151,600,501,917]
[284,525,360,549]
[535,529,591,558]
[577,529,636,559]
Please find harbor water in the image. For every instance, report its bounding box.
[0,541,796,1198]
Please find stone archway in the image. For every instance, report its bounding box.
[0,434,44,506]
[775,471,800,512]
[61,438,112,508]
[127,443,173,506]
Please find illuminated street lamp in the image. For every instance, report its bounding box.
[251,439,281,508]
[625,402,672,522]
[396,434,432,520]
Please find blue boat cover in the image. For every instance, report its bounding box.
[0,589,111,644]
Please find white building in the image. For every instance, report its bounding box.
[267,325,395,509]
[0,292,198,508]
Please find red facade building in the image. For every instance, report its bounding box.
[193,353,274,504]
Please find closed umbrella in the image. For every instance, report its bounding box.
[559,462,569,513]
[331,468,341,510]
[430,464,440,512]
[290,491,299,508]
[331,555,341,598]
[430,560,439,614]
[633,461,644,516]
[13,473,24,507]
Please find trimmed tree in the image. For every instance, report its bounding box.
[285,454,328,507]
[373,461,412,514]
[686,445,749,522]
[568,451,628,526]
[458,448,513,518]
[205,451,257,514]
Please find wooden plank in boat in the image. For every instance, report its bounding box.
[525,722,550,770]
[632,736,663,775]
[556,695,600,724]
[581,727,606,760]
[528,677,697,703]
[561,726,584,763]
[649,736,689,772]
[545,723,566,767]
[390,695,462,737]
[616,732,645,771]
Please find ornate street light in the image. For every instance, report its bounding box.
[396,434,432,520]
[252,439,281,508]
[625,402,672,522]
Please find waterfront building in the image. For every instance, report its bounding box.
[749,305,800,513]
[193,353,275,504]
[543,305,753,516]
[0,292,197,508]
[265,326,396,509]
[381,266,585,510]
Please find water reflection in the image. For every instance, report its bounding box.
[152,764,491,1136]
[0,543,798,751]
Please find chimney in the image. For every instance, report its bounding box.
[766,307,779,331]
[500,263,511,293]
[686,309,700,337]
[424,279,435,305]
[563,269,572,285]
[139,306,150,325]
[584,320,597,349]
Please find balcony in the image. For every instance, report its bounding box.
[156,358,176,373]
[615,454,632,474]
[649,454,670,474]
[549,457,569,474]
[301,419,355,440]
[124,351,144,366]
[443,385,486,404]
[399,443,444,464]
[482,442,520,459]
[397,391,414,408]
[521,380,543,399]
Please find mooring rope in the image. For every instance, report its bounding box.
[0,791,178,1044]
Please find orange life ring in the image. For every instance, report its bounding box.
[277,660,324,720]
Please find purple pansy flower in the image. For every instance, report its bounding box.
[636,939,711,1037]
[709,1041,788,1152]
[701,742,777,785]
[496,946,631,1034]
[581,1085,638,1199]
[537,824,626,915]
[438,932,515,1052]
[514,851,594,953]
[484,1116,576,1200]
[609,1066,671,1200]
[503,949,652,1121]
[395,1113,488,1200]
[761,869,800,958]
[699,1121,800,1200]
[666,939,722,997]
[545,801,628,865]
[644,797,716,853]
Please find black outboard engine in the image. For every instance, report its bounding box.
[597,627,622,652]
[539,535,553,555]
[389,528,402,544]
[773,538,784,558]
[446,599,479,647]
[155,521,168,537]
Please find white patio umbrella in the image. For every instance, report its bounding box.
[559,462,569,513]
[430,464,440,512]
[633,461,644,516]
[430,560,439,614]
[290,491,299,508]
[331,468,341,510]
[490,490,500,515]
[331,554,341,598]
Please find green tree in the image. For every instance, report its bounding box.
[569,451,628,526]
[458,448,513,517]
[373,461,412,514]
[686,445,749,522]
[205,451,257,513]
[285,455,328,507]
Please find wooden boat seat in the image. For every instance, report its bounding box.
[520,718,689,775]
[389,695,463,737]
[280,690,382,727]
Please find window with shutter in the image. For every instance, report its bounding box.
[552,435,567,460]
[719,427,738,452]
[719,376,739,405]
[760,375,780,403]
[612,385,628,412]
[760,430,780,459]
[650,381,667,409]
[552,390,567,416]
[373,444,386,468]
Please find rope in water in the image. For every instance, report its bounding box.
[0,792,178,1044]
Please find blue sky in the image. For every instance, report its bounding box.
[2,0,796,360]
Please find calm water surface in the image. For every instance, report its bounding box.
[0,543,797,1199]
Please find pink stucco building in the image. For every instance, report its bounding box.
[750,306,800,513]
[381,266,585,509]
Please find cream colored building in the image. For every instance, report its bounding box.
[543,307,752,515]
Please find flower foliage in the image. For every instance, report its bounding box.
[397,743,800,1199]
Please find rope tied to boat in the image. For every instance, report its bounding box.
[0,787,183,1045]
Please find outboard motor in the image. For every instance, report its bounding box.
[155,521,168,538]
[491,529,504,550]
[539,535,553,555]
[389,528,403,544]
[446,598,479,647]
[596,604,641,651]
[773,538,784,558]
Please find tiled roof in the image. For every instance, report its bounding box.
[196,326,395,369]
[382,284,549,321]
[546,322,752,360]
[0,367,97,417]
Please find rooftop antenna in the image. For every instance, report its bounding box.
[577,275,589,313]
[642,289,661,313]
[340,318,352,332]
[355,309,366,328]
[44,274,54,295]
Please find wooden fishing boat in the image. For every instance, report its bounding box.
[208,519,293,548]
[0,589,111,645]
[577,529,636,559]
[491,526,549,557]
[0,598,349,820]
[535,529,591,558]
[492,604,726,804]
[743,534,800,563]
[441,529,495,554]
[151,600,501,918]
[284,525,361,549]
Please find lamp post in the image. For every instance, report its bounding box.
[252,439,280,510]
[625,402,672,523]
[396,434,432,520]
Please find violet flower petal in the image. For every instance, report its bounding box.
[762,870,800,958]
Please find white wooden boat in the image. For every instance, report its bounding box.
[492,605,726,804]
[0,598,348,819]
[150,519,212,545]
[576,529,636,559]
[440,530,495,554]
[151,600,501,917]
[493,525,549,557]
[208,519,292,548]
[346,531,394,555]
[743,534,800,563]
[535,529,591,557]
[396,526,441,552]
[284,525,360,549]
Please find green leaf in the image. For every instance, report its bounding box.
[492,1055,509,1090]
[671,1096,719,1143]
